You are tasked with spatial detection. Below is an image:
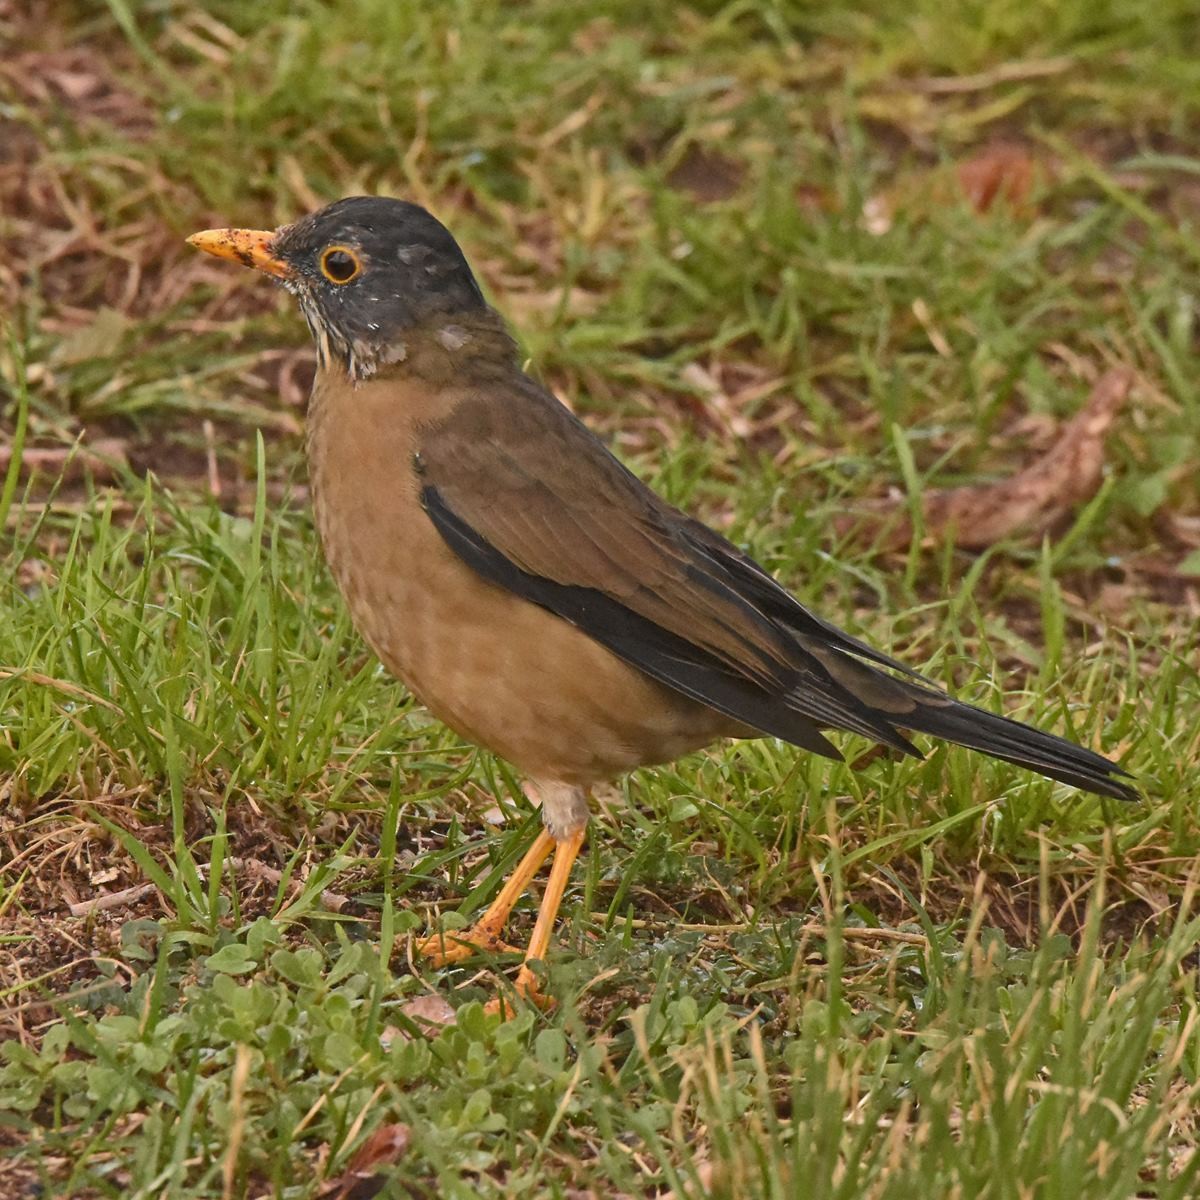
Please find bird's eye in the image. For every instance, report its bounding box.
[319,246,362,284]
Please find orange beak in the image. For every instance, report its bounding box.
[186,227,293,279]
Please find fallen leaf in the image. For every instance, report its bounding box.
[319,1123,411,1200]
[863,140,1046,234]
[382,993,457,1045]
[839,368,1132,552]
[956,142,1037,214]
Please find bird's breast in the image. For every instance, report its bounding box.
[304,372,734,785]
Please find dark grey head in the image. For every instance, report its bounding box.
[273,197,488,377]
[192,196,489,380]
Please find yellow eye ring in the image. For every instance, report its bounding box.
[319,245,362,284]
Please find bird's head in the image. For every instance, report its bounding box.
[188,196,489,381]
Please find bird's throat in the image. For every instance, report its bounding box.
[309,308,520,390]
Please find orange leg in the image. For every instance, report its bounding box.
[417,828,555,965]
[486,827,586,1018]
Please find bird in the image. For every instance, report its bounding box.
[188,196,1136,1015]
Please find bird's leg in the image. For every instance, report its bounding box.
[486,825,586,1018]
[417,827,555,965]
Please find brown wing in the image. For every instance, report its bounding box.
[418,378,1137,801]
[416,378,918,757]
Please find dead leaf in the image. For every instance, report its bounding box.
[956,142,1037,214]
[863,141,1046,234]
[839,368,1132,552]
[384,993,457,1044]
[319,1123,411,1200]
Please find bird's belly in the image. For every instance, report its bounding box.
[307,387,732,784]
[355,558,727,783]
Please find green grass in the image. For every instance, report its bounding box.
[2,0,1200,1195]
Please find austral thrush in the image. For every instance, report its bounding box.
[189,196,1136,1013]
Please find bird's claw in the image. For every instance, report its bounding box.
[484,965,555,1020]
[416,923,520,966]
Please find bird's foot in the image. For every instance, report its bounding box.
[484,964,554,1020]
[416,921,521,966]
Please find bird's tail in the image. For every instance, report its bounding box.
[893,686,1137,801]
[794,634,1137,801]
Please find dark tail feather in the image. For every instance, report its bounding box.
[897,689,1138,801]
[793,635,1137,801]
